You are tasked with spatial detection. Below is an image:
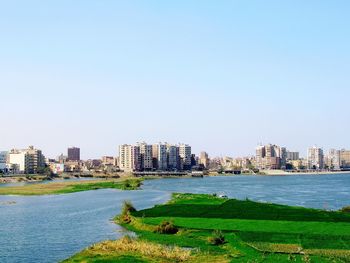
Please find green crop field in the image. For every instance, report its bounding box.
[65,193,350,262]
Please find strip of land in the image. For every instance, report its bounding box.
[0,178,142,195]
[65,193,350,263]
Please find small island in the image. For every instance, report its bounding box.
[65,193,350,262]
[0,178,143,195]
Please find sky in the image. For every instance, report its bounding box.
[1,1,349,159]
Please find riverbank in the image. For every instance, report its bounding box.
[65,193,350,263]
[0,178,143,195]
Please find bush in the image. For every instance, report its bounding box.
[340,206,350,213]
[154,220,178,234]
[122,200,136,214]
[119,201,136,224]
[208,230,226,245]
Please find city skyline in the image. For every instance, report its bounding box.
[1,1,350,159]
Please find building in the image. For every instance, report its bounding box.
[327,149,340,170]
[138,142,153,171]
[340,149,350,168]
[8,146,45,174]
[119,144,141,172]
[255,144,286,170]
[0,151,8,172]
[167,144,179,170]
[286,151,299,161]
[67,147,80,161]
[307,146,324,170]
[156,143,167,171]
[101,156,115,166]
[199,151,210,168]
[179,144,192,170]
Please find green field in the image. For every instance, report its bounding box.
[0,178,142,195]
[65,193,350,262]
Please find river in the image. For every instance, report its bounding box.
[0,173,349,263]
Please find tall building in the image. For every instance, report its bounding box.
[340,149,350,168]
[8,146,45,174]
[179,144,191,170]
[119,144,140,172]
[307,146,324,169]
[138,142,153,171]
[255,145,265,169]
[0,151,8,172]
[167,144,179,170]
[157,143,168,171]
[199,151,210,168]
[68,147,80,161]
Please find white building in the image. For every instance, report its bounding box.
[179,144,191,170]
[119,144,140,172]
[8,146,45,174]
[307,146,324,170]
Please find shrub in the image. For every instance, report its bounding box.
[208,230,226,245]
[119,201,136,224]
[340,206,350,213]
[154,220,178,234]
[122,200,136,215]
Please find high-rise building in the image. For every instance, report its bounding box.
[167,144,178,170]
[0,151,8,172]
[138,142,153,171]
[340,149,350,168]
[157,143,167,171]
[307,146,324,169]
[179,144,191,170]
[68,147,80,161]
[119,144,140,171]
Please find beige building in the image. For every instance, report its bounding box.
[179,144,191,170]
[340,149,350,168]
[199,151,210,168]
[138,142,153,171]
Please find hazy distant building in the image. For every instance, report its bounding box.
[340,149,350,168]
[68,147,80,161]
[101,156,115,166]
[326,149,341,170]
[286,151,299,161]
[307,146,324,169]
[199,151,210,168]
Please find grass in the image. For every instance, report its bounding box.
[0,178,143,195]
[65,193,350,262]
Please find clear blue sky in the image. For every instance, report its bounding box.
[1,1,349,159]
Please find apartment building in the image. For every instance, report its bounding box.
[307,146,324,169]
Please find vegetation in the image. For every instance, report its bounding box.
[154,220,178,234]
[340,206,350,213]
[0,178,143,195]
[66,193,350,262]
[208,230,226,245]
